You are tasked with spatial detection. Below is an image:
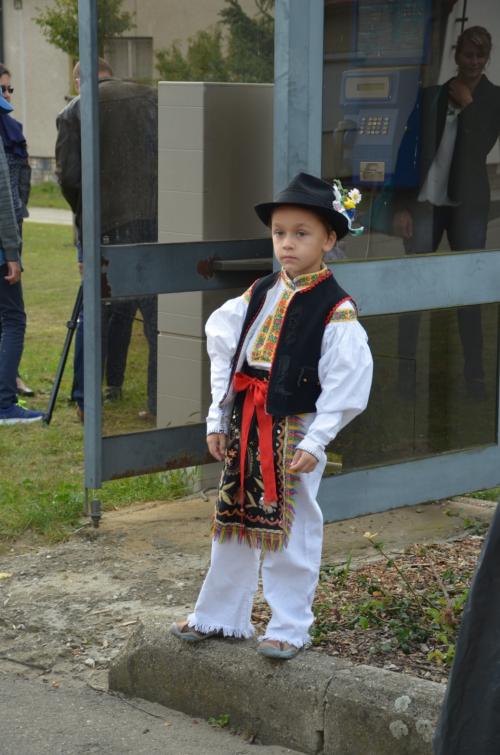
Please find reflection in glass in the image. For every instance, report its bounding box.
[328,304,499,470]
[97,1,274,437]
[101,304,156,437]
[101,294,158,437]
[323,3,500,260]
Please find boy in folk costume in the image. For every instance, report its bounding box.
[171,173,373,659]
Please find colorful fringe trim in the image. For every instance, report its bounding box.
[211,520,286,553]
[281,414,303,547]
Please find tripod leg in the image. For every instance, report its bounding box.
[43,285,83,425]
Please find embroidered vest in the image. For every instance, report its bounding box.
[229,271,353,416]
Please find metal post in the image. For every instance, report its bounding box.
[274,0,325,194]
[78,0,102,512]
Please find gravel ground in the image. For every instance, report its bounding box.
[0,497,489,691]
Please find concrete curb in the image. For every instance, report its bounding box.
[109,620,445,754]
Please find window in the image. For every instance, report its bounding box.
[104,37,153,83]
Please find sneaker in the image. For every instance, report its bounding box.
[0,404,44,425]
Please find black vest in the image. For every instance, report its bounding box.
[229,271,353,416]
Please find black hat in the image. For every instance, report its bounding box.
[255,172,350,239]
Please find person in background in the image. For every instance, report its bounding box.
[0,63,35,398]
[0,86,43,425]
[55,58,158,422]
[393,27,500,400]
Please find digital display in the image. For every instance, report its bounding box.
[357,82,386,92]
[345,76,390,100]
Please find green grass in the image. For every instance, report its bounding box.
[0,223,195,543]
[29,181,69,210]
[469,487,500,502]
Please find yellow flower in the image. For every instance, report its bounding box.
[363,531,378,541]
[343,198,355,210]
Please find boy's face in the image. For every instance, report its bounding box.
[271,205,336,278]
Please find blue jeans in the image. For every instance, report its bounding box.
[0,265,26,409]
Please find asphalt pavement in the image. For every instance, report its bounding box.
[0,671,301,755]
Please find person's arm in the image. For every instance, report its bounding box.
[205,291,250,438]
[295,302,373,461]
[55,104,82,215]
[0,140,21,268]
[19,158,32,213]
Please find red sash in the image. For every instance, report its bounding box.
[232,372,277,505]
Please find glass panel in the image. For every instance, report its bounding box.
[328,303,499,471]
[77,1,274,438]
[323,1,500,260]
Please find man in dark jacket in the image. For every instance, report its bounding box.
[0,93,43,424]
[55,58,158,419]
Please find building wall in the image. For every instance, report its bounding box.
[3,0,69,164]
[122,0,256,51]
[1,0,260,166]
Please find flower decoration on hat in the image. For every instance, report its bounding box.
[332,180,364,236]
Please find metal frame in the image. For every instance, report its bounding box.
[78,0,500,523]
[78,0,102,514]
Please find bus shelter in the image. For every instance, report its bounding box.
[77,0,500,524]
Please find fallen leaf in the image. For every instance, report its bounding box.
[0,572,13,580]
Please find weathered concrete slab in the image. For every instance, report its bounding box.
[109,619,339,753]
[324,663,443,755]
[109,620,445,755]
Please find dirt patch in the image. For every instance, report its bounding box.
[254,536,483,685]
[0,497,215,688]
[0,495,492,690]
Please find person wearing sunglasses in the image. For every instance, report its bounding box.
[0,63,35,399]
[0,79,43,424]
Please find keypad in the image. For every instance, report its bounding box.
[358,115,390,136]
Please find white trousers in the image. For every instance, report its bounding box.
[187,453,326,648]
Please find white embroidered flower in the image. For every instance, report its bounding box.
[348,188,362,204]
[332,182,343,204]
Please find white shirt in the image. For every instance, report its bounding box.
[418,104,460,206]
[205,271,373,462]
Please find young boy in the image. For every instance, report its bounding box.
[171,172,373,659]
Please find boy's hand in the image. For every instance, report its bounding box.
[289,449,318,473]
[207,432,228,462]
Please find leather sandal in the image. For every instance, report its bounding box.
[170,620,220,642]
[16,376,35,397]
[258,639,301,660]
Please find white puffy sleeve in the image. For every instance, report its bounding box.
[205,292,249,435]
[296,303,373,460]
